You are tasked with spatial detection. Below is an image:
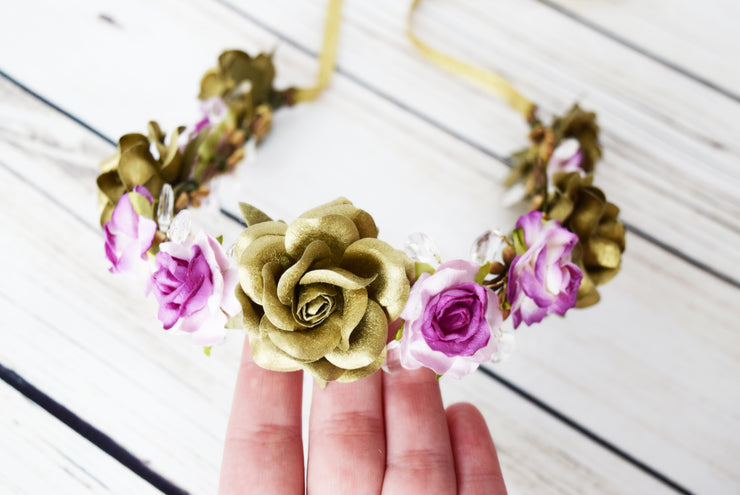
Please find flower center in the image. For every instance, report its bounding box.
[293,283,338,327]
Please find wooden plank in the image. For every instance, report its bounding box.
[0,77,680,494]
[0,382,159,495]
[2,34,739,491]
[202,0,740,283]
[546,0,740,95]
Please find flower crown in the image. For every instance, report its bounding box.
[98,4,624,384]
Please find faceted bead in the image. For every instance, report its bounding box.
[156,183,174,232]
[403,232,442,267]
[225,243,236,261]
[470,229,504,265]
[490,330,516,363]
[168,210,192,243]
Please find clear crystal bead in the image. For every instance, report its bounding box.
[156,183,174,232]
[470,229,505,265]
[404,232,442,267]
[490,330,516,363]
[167,210,192,243]
[225,243,236,260]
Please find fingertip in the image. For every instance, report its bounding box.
[446,402,507,495]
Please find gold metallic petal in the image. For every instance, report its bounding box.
[299,267,375,290]
[301,358,345,382]
[238,202,273,227]
[235,221,287,258]
[337,288,368,351]
[277,240,332,305]
[295,283,338,327]
[336,348,387,383]
[589,266,621,286]
[325,300,387,369]
[298,197,379,239]
[575,271,600,308]
[264,313,342,362]
[248,334,303,372]
[583,237,621,270]
[570,188,606,238]
[262,262,308,331]
[238,234,291,305]
[341,238,412,321]
[285,214,360,264]
[234,285,262,336]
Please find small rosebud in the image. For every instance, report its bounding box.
[502,246,516,265]
[175,191,189,212]
[489,261,506,275]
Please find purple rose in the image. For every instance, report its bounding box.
[151,231,238,345]
[389,260,503,378]
[104,186,157,277]
[547,138,583,182]
[507,211,583,329]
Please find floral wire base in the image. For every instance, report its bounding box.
[98,50,625,383]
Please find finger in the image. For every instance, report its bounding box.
[446,402,507,495]
[382,368,456,495]
[219,338,304,495]
[306,372,385,494]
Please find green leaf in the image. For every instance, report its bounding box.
[216,235,223,245]
[512,228,527,255]
[436,374,443,380]
[475,262,491,285]
[415,262,436,280]
[203,346,212,357]
[394,322,405,341]
[129,191,154,219]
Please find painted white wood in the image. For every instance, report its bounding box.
[0,0,738,492]
[3,0,737,281]
[2,38,739,491]
[0,383,159,494]
[549,0,740,93]
[0,127,674,495]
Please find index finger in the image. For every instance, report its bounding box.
[219,338,305,495]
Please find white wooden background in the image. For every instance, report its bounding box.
[1,0,738,493]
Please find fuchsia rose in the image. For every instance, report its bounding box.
[507,211,583,329]
[151,231,238,345]
[547,138,583,182]
[104,186,157,277]
[390,260,503,378]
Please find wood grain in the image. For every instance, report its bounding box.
[547,0,740,94]
[0,71,686,494]
[0,383,159,494]
[1,0,738,492]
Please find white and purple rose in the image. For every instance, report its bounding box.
[104,186,157,277]
[151,231,238,345]
[389,260,503,378]
[507,211,582,328]
[546,138,583,182]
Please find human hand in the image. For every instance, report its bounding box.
[219,339,507,494]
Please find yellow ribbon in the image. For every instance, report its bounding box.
[292,0,345,103]
[407,0,537,121]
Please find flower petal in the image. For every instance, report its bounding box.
[264,313,342,362]
[325,300,387,369]
[341,238,411,321]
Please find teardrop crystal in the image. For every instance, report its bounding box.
[404,232,442,267]
[156,183,174,232]
[490,330,516,363]
[470,229,504,265]
[167,210,192,244]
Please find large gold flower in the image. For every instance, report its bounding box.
[231,198,414,383]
